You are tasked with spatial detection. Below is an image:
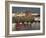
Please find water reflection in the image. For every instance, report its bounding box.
[12,21,40,31]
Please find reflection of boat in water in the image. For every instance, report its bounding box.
[16,22,32,31]
[16,23,25,30]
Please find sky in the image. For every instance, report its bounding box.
[12,7,40,13]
